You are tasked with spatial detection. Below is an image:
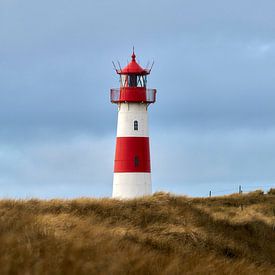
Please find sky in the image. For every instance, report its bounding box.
[0,0,275,198]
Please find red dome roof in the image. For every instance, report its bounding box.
[118,52,149,75]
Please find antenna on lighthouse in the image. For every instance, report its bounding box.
[132,46,138,62]
[148,60,155,73]
[117,61,122,71]
[112,61,118,72]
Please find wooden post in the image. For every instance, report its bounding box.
[239,185,242,194]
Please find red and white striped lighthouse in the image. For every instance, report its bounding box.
[110,50,156,198]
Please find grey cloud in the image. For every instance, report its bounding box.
[152,129,275,196]
[0,1,275,197]
[0,135,113,198]
[0,129,274,198]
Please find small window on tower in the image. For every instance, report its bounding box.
[134,156,139,167]
[134,120,138,131]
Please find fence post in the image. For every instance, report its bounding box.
[239,185,242,194]
[209,191,212,197]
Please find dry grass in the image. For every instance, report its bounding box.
[0,190,274,274]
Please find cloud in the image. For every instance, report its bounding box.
[152,128,275,196]
[0,0,274,197]
[0,128,274,198]
[0,135,113,198]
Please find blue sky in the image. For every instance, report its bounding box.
[0,0,275,198]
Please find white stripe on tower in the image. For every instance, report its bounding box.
[117,103,148,137]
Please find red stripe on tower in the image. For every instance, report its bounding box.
[114,137,151,173]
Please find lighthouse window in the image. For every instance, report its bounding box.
[121,75,147,87]
[134,156,139,167]
[137,75,147,87]
[128,75,137,87]
[134,120,138,131]
[120,75,127,87]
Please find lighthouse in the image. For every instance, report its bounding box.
[110,50,156,199]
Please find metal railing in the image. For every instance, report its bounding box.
[110,88,156,103]
[146,89,156,102]
[110,89,120,102]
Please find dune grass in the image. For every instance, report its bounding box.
[0,190,274,274]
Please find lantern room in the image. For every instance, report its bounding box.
[118,52,148,88]
[110,51,156,104]
[120,73,147,88]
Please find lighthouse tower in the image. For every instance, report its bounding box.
[110,51,156,199]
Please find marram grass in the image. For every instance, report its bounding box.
[0,191,274,274]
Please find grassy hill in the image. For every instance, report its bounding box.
[0,190,274,274]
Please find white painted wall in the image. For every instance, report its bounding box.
[113,173,152,198]
[117,103,149,137]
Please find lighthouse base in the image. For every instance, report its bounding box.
[112,173,152,199]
